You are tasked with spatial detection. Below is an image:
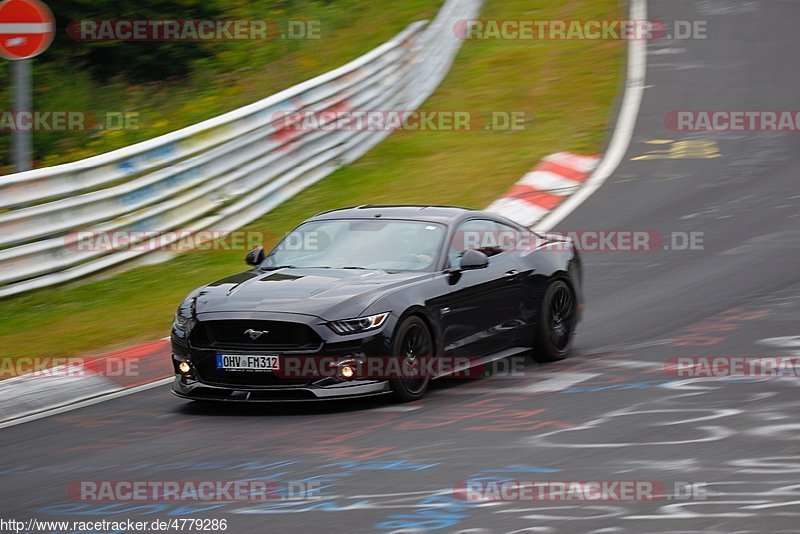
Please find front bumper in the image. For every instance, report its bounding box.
[171,310,397,402]
[172,376,391,402]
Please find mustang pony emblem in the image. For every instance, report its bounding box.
[243,329,269,340]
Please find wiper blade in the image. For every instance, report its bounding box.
[264,265,337,270]
[263,265,380,271]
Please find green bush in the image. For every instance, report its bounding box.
[46,0,226,82]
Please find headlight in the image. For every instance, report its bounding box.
[173,297,196,331]
[173,313,193,331]
[327,312,389,335]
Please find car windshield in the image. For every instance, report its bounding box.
[262,219,447,272]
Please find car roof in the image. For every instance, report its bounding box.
[308,205,476,225]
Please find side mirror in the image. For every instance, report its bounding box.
[245,246,265,266]
[460,248,489,270]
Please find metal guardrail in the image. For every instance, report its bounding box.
[0,0,481,298]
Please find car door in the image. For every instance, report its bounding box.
[436,219,527,357]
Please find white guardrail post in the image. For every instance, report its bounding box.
[0,0,482,298]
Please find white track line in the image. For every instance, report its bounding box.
[535,0,647,232]
[0,1,648,429]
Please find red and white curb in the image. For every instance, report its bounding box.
[486,152,600,228]
[0,339,172,428]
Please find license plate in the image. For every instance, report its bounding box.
[216,354,279,371]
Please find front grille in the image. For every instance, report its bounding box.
[191,319,322,351]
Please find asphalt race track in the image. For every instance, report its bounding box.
[3,1,800,532]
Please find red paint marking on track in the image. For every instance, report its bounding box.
[671,307,772,347]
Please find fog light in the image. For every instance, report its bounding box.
[178,361,191,374]
[340,365,355,379]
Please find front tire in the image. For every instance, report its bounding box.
[532,280,577,363]
[388,316,432,402]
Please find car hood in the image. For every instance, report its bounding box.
[193,268,428,320]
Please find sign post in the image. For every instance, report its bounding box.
[0,0,55,172]
[11,58,30,171]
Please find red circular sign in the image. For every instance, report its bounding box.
[0,0,54,60]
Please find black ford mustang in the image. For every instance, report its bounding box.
[171,205,582,402]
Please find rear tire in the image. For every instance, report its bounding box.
[532,280,577,363]
[388,316,432,402]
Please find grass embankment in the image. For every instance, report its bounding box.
[0,0,624,361]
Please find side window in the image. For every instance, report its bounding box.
[449,219,518,268]
[493,221,520,253]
